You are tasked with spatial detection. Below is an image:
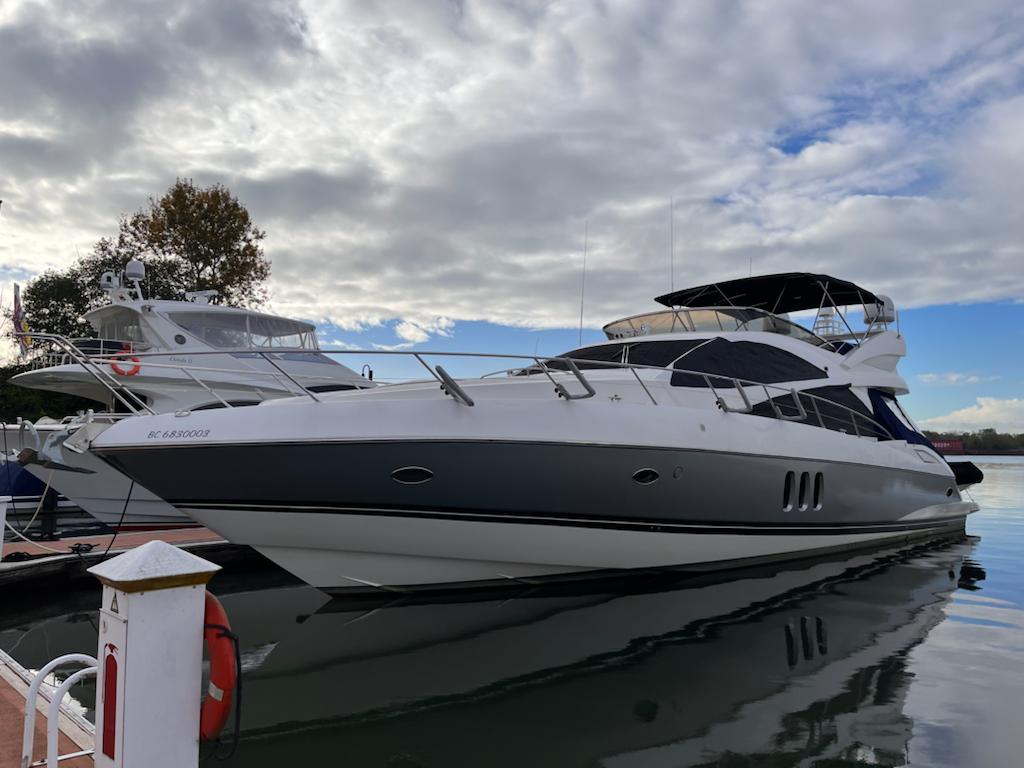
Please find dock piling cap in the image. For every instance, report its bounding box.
[88,540,221,593]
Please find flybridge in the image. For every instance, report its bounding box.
[605,273,896,346]
[654,272,881,313]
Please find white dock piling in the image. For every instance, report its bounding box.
[88,540,221,768]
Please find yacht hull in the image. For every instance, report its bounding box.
[183,506,966,593]
[96,437,974,591]
[22,426,197,530]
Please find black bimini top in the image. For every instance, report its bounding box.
[655,273,880,314]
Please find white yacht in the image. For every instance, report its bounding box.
[11,260,372,529]
[90,273,982,587]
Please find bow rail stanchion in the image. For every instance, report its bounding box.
[435,365,474,407]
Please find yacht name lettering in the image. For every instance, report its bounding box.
[147,429,211,439]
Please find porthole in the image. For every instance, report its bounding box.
[946,487,954,497]
[798,472,810,511]
[174,334,187,345]
[813,473,824,510]
[632,468,659,485]
[391,466,434,485]
[783,471,795,511]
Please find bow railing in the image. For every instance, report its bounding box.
[13,333,894,441]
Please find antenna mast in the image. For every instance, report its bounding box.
[669,197,674,293]
[578,221,588,346]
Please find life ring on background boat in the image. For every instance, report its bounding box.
[110,344,141,376]
[200,592,237,742]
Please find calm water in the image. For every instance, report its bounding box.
[3,457,1022,767]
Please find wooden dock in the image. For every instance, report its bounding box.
[0,528,258,590]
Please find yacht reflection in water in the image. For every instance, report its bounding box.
[222,536,982,767]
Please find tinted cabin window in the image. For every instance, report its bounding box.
[547,343,625,370]
[751,385,888,439]
[549,340,712,371]
[626,340,710,368]
[670,338,828,388]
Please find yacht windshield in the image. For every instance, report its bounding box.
[90,308,150,347]
[168,311,318,350]
[604,307,824,345]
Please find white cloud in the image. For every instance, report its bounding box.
[920,398,1024,432]
[2,0,1024,333]
[917,372,992,385]
[394,321,430,345]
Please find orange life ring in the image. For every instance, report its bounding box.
[200,592,237,742]
[110,344,141,376]
[110,356,141,376]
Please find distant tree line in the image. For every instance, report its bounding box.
[4,180,269,421]
[19,179,269,338]
[0,362,95,423]
[924,428,1024,453]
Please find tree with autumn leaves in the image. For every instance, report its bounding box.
[22,179,270,337]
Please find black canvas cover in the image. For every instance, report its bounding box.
[655,273,880,314]
[626,340,709,368]
[670,338,828,387]
[950,461,984,486]
[550,339,713,371]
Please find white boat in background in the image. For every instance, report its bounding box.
[11,260,373,529]
[92,273,983,589]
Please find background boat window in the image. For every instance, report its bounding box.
[92,307,150,346]
[249,315,312,348]
[168,311,317,350]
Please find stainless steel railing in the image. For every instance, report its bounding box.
[25,338,153,371]
[15,333,894,440]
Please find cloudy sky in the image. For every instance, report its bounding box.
[1,0,1023,428]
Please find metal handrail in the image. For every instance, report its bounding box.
[767,387,808,422]
[46,667,96,768]
[17,333,154,415]
[14,333,894,440]
[709,376,754,413]
[21,653,98,768]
